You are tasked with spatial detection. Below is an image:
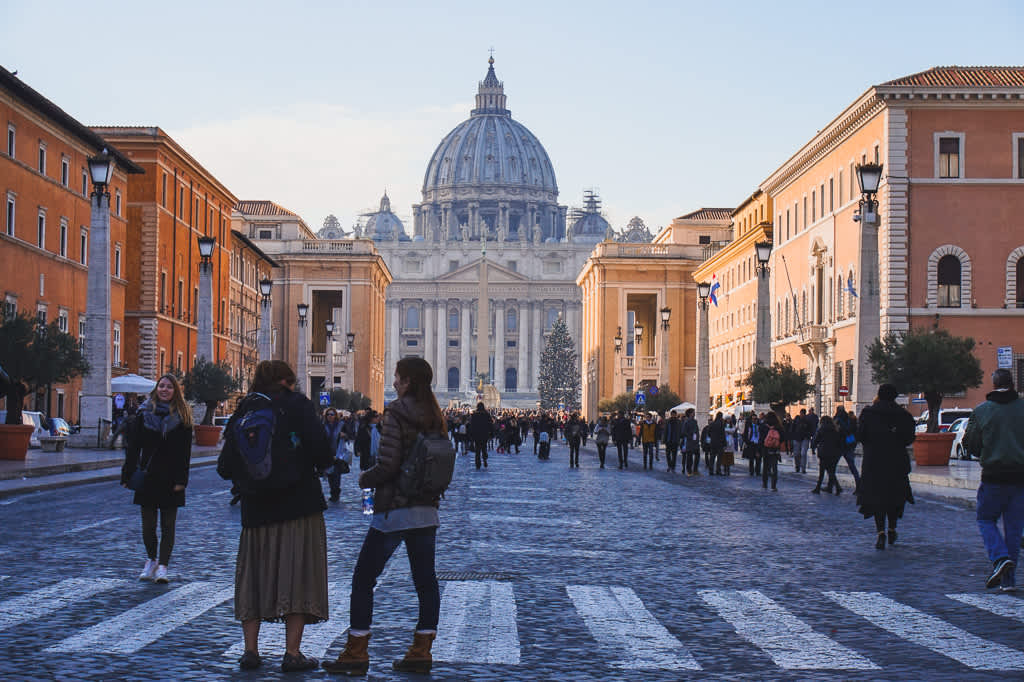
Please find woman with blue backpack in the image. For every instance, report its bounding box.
[217,360,333,673]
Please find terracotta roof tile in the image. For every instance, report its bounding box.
[880,66,1024,88]
[677,207,733,222]
[235,200,298,217]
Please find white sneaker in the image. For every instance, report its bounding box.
[154,565,169,584]
[139,559,157,581]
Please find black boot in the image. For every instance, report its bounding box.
[875,531,886,550]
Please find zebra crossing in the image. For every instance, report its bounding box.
[2,575,1023,671]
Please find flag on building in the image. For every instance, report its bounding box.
[710,274,721,307]
[847,273,858,298]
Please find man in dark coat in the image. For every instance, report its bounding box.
[681,408,700,475]
[663,410,682,473]
[611,411,632,469]
[468,402,493,469]
[855,384,916,550]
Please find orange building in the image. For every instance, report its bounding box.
[91,127,239,381]
[577,210,728,419]
[1,67,141,421]
[228,229,278,393]
[761,66,1024,414]
[693,192,773,412]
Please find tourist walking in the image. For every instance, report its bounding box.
[760,412,784,491]
[640,414,657,470]
[594,416,611,468]
[682,408,700,475]
[218,360,332,672]
[322,408,344,502]
[965,369,1024,591]
[791,408,812,473]
[708,412,727,475]
[566,414,583,468]
[468,402,493,469]
[663,410,682,472]
[810,415,843,495]
[835,405,862,492]
[855,384,916,550]
[323,357,445,675]
[612,411,632,469]
[121,374,193,585]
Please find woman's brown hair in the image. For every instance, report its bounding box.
[251,360,296,394]
[396,357,446,436]
[149,373,193,428]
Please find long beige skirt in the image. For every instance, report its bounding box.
[234,512,329,624]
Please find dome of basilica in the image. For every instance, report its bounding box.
[421,58,558,203]
[363,192,409,241]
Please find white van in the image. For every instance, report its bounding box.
[0,410,47,447]
[915,408,972,433]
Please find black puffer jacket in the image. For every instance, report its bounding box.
[122,401,192,509]
[359,395,440,514]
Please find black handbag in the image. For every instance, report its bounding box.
[126,451,151,492]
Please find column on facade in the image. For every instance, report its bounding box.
[436,300,447,386]
[423,301,436,387]
[567,301,581,372]
[532,301,543,392]
[494,299,505,391]
[516,300,529,394]
[854,221,881,413]
[388,300,400,376]
[460,299,471,392]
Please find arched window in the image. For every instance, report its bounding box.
[937,255,962,308]
[448,308,459,332]
[847,270,857,318]
[1017,257,1024,308]
[801,291,808,328]
[784,299,790,334]
[505,367,518,392]
[827,276,833,321]
[776,302,782,337]
[447,366,460,392]
[547,307,559,330]
[506,308,517,332]
[405,305,420,330]
[837,275,844,318]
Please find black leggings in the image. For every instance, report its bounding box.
[141,506,178,566]
[873,510,900,532]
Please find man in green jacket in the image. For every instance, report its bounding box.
[965,368,1024,592]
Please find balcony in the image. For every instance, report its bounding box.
[797,324,830,352]
[618,356,660,381]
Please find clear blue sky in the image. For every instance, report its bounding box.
[3,0,1022,233]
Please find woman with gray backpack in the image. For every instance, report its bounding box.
[323,357,449,676]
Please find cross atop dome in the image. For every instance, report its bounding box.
[473,54,510,117]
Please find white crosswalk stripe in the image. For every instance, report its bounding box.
[699,590,878,670]
[825,591,1024,670]
[46,582,234,654]
[434,581,521,665]
[0,578,122,633]
[472,540,612,559]
[566,585,700,671]
[62,516,127,535]
[223,583,348,660]
[947,593,1024,622]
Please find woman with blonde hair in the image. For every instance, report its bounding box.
[121,373,193,584]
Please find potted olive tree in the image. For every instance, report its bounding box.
[867,327,982,466]
[0,313,88,459]
[183,358,241,446]
[743,360,814,423]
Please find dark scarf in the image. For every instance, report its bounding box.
[141,400,182,438]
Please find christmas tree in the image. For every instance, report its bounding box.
[537,317,580,411]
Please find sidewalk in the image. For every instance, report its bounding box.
[0,444,222,498]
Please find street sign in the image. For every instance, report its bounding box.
[648,385,659,395]
[319,392,330,406]
[635,392,646,406]
[838,386,849,397]
[997,346,1013,369]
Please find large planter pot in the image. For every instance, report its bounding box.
[913,432,955,466]
[194,424,223,446]
[0,424,34,460]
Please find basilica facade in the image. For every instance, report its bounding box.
[370,59,609,406]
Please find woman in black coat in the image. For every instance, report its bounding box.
[811,415,843,495]
[121,373,193,584]
[855,384,917,550]
[468,402,493,470]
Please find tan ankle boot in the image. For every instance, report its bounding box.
[322,632,370,675]
[392,631,436,673]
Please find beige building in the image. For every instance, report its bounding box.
[232,201,392,407]
[577,209,729,418]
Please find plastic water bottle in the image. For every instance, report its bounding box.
[361,488,374,516]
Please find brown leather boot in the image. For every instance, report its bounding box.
[392,631,435,673]
[322,632,370,675]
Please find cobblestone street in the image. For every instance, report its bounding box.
[0,439,1021,681]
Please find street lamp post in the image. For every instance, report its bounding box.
[853,162,884,412]
[754,240,773,368]
[659,306,671,388]
[613,327,623,397]
[633,321,644,397]
[346,332,356,393]
[296,303,309,394]
[258,278,273,361]
[196,235,216,363]
[73,148,115,447]
[324,319,335,397]
[696,281,712,428]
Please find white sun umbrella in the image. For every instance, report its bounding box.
[111,373,157,394]
[666,402,696,417]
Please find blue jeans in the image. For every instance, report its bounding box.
[977,482,1024,586]
[350,526,439,631]
[841,448,861,486]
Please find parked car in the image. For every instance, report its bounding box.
[48,418,71,437]
[915,408,973,433]
[0,410,48,447]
